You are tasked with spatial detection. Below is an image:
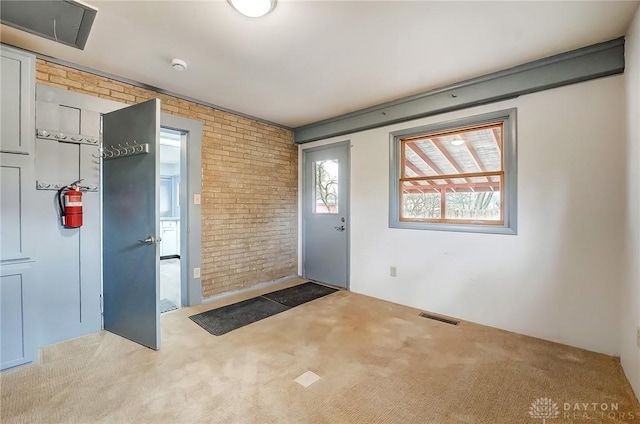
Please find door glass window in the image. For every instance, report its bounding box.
[313,159,339,214]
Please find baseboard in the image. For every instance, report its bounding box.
[201,275,301,305]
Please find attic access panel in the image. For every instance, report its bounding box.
[1,0,97,50]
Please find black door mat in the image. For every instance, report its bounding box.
[189,282,338,336]
[189,296,289,336]
[160,298,178,313]
[261,282,338,308]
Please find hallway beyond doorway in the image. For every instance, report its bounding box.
[160,258,180,313]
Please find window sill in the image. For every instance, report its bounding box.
[389,220,517,235]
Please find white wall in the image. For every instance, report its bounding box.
[622,5,640,399]
[300,75,627,356]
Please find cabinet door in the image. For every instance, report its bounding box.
[1,263,36,370]
[1,152,36,371]
[31,86,121,348]
[1,153,34,263]
[161,226,177,256]
[0,46,35,155]
[36,85,104,140]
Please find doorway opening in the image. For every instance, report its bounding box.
[159,128,184,313]
[100,100,202,351]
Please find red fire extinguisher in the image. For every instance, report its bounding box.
[57,180,83,228]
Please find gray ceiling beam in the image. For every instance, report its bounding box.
[294,37,625,144]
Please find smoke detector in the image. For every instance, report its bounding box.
[171,58,187,71]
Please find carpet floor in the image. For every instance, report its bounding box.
[1,279,638,424]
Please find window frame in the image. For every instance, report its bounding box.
[389,108,517,235]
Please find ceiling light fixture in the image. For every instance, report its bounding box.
[228,0,276,18]
[451,135,465,146]
[171,58,187,71]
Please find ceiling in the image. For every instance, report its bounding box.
[1,1,638,128]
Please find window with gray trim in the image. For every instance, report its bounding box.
[389,109,517,235]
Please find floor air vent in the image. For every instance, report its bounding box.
[419,312,460,326]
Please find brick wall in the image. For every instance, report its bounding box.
[36,59,298,298]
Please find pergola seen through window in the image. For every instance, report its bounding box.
[400,122,503,224]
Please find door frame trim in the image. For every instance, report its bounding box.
[160,113,203,306]
[301,140,351,289]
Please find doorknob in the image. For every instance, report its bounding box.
[334,225,345,232]
[138,236,155,245]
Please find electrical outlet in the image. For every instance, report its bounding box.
[193,267,201,279]
[193,194,201,205]
[637,326,640,349]
[390,266,397,277]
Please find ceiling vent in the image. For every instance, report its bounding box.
[0,0,98,50]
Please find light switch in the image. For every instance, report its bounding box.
[193,194,201,205]
[193,267,201,279]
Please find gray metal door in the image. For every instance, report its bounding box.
[303,142,349,288]
[102,99,161,350]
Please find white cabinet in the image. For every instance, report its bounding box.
[160,220,180,257]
